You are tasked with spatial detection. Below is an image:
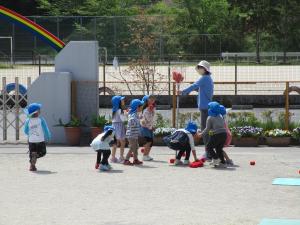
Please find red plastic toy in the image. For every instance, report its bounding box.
[172,71,184,83]
[169,158,175,164]
[250,160,256,166]
[189,161,204,168]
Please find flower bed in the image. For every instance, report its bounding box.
[265,129,291,147]
[231,126,263,147]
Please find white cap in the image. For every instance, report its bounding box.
[196,60,210,72]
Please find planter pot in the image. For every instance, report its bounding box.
[90,127,103,140]
[266,137,291,147]
[233,137,259,147]
[64,127,81,146]
[153,136,166,146]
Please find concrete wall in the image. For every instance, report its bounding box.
[55,41,99,124]
[27,41,99,144]
[27,72,72,144]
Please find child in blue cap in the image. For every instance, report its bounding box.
[24,103,51,171]
[165,121,199,166]
[111,95,127,163]
[198,101,227,167]
[90,125,116,171]
[124,99,144,166]
[140,95,156,161]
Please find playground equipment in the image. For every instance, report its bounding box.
[0,6,65,51]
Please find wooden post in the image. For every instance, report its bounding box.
[285,82,289,130]
[168,60,171,96]
[71,81,77,117]
[15,77,20,140]
[172,82,176,128]
[2,77,7,141]
[103,63,106,96]
[234,54,238,95]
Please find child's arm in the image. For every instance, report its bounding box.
[187,133,197,161]
[200,117,212,137]
[192,150,198,161]
[181,77,204,95]
[41,117,51,141]
[24,118,30,136]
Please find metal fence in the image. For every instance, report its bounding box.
[1,58,300,95]
[0,15,222,63]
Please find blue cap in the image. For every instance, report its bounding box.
[185,121,198,134]
[112,96,125,112]
[104,125,115,133]
[208,101,221,117]
[219,105,226,116]
[142,95,149,103]
[129,99,144,114]
[24,103,42,116]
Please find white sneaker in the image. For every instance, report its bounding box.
[226,159,234,166]
[174,159,183,166]
[118,156,125,164]
[183,160,190,165]
[99,164,110,171]
[210,159,221,166]
[106,164,113,170]
[143,155,153,161]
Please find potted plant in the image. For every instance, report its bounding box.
[153,127,176,146]
[231,126,263,147]
[265,129,292,147]
[57,116,83,146]
[90,115,108,139]
[292,127,300,144]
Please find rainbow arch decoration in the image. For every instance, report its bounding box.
[0,5,65,51]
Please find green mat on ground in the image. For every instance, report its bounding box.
[272,178,300,186]
[259,219,300,225]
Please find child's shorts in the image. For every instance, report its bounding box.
[29,142,47,158]
[140,127,153,146]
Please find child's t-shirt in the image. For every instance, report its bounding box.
[90,132,115,151]
[202,115,226,137]
[24,117,51,143]
[177,129,195,151]
[140,108,155,130]
[126,113,141,139]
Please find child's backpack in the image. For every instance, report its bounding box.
[163,130,190,150]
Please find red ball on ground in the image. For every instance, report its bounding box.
[169,158,175,164]
[250,160,256,166]
[189,161,204,168]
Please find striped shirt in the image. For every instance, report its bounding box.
[126,113,141,139]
